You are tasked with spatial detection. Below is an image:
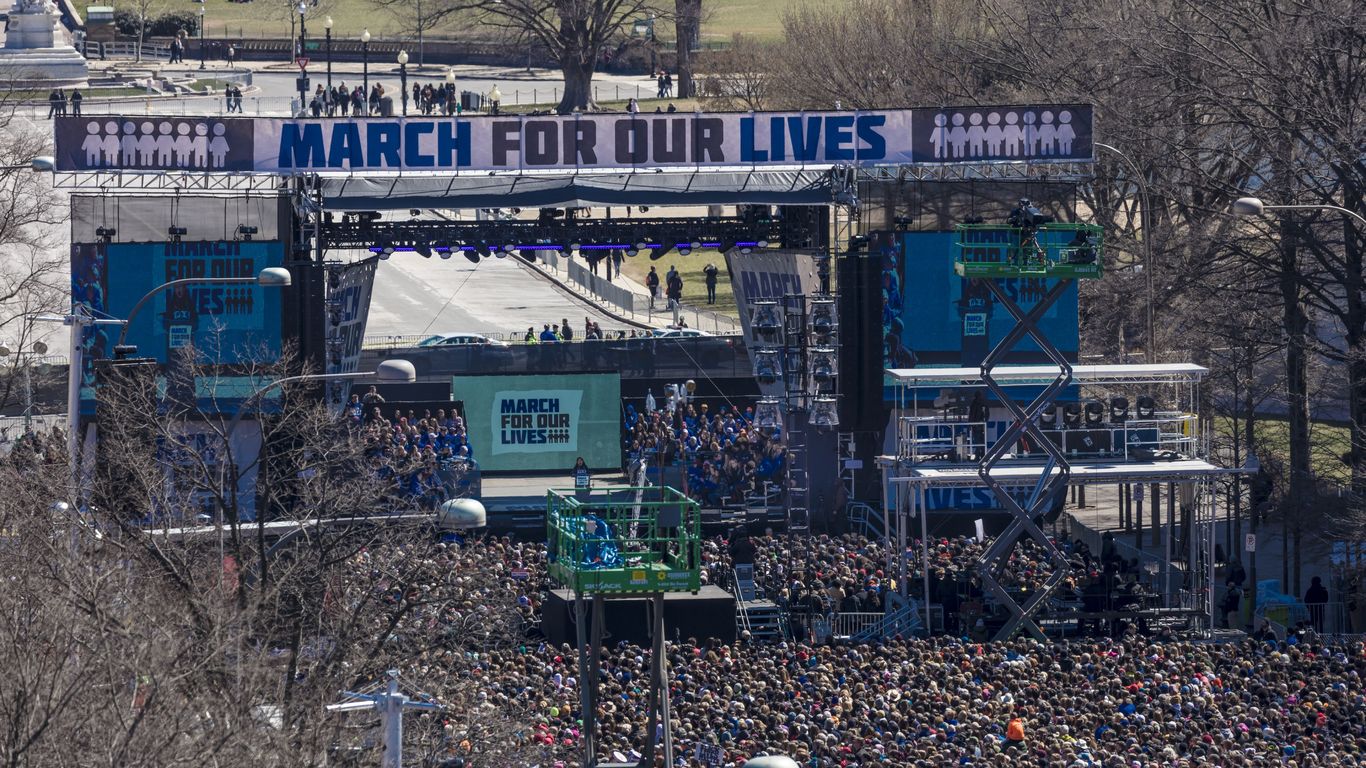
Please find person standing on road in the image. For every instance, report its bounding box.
[646,267,660,308]
[560,318,574,341]
[69,88,82,117]
[703,262,719,304]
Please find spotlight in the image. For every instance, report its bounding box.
[167,226,187,241]
[415,240,433,258]
[568,239,583,251]
[464,250,481,264]
[96,226,116,242]
[678,244,692,256]
[237,225,258,240]
[810,348,838,384]
[752,348,782,385]
[475,242,492,258]
[755,238,769,248]
[440,249,453,260]
[649,244,672,260]
[755,398,783,431]
[720,238,737,253]
[626,246,639,257]
[848,234,869,251]
[751,301,783,343]
[409,208,421,216]
[809,396,840,428]
[502,243,517,253]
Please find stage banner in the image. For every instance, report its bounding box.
[53,105,1094,173]
[325,256,379,415]
[452,373,621,472]
[725,249,819,397]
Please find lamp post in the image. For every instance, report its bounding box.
[1232,196,1366,229]
[218,359,414,558]
[444,66,455,115]
[33,268,291,493]
[397,50,409,116]
[360,28,371,103]
[197,5,206,71]
[116,268,292,350]
[297,2,308,110]
[324,15,333,90]
[488,83,500,115]
[1094,142,1155,364]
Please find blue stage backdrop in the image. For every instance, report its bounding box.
[72,240,286,413]
[878,230,1079,371]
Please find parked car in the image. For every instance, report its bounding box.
[416,333,510,348]
[649,328,711,339]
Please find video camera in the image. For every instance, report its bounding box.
[1007,199,1054,229]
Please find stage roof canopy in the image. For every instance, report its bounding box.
[317,168,836,210]
[885,363,1208,388]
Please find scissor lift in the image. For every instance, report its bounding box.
[953,223,1106,640]
[546,486,701,768]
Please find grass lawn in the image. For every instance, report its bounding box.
[197,0,835,43]
[618,249,741,319]
[1213,415,1353,485]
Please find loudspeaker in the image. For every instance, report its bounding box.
[838,243,886,432]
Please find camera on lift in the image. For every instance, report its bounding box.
[1007,198,1054,229]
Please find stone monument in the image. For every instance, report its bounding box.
[0,0,89,87]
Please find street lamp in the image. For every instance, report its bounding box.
[297,2,308,111]
[397,49,409,116]
[1232,196,1366,228]
[115,268,292,351]
[218,358,414,529]
[0,156,55,172]
[31,268,291,490]
[1094,142,1155,364]
[444,67,455,114]
[360,28,371,104]
[197,5,206,71]
[488,83,501,115]
[324,15,333,90]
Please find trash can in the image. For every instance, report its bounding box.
[460,90,483,113]
[379,96,394,117]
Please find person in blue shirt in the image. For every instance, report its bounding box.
[539,323,558,342]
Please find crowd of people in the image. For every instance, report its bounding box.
[700,531,1172,640]
[623,399,787,508]
[348,387,477,508]
[333,532,1366,768]
[0,423,66,467]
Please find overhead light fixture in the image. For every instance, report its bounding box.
[678,244,692,256]
[755,398,783,431]
[848,234,870,251]
[649,243,673,260]
[568,239,583,251]
[236,224,258,241]
[810,348,838,384]
[475,242,493,258]
[415,240,433,258]
[167,226,187,241]
[755,238,769,248]
[752,348,782,385]
[625,246,639,256]
[809,396,840,428]
[464,250,481,264]
[96,226,116,242]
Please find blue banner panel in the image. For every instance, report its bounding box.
[72,240,286,413]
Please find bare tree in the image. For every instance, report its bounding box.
[696,33,772,111]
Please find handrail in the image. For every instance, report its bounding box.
[850,602,923,642]
[846,501,886,540]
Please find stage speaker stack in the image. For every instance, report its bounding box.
[837,247,885,432]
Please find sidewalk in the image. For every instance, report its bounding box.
[522,250,742,334]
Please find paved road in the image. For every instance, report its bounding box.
[356,245,633,340]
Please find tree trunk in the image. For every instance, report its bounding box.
[1280,214,1310,598]
[1344,196,1366,538]
[558,59,595,114]
[674,0,702,98]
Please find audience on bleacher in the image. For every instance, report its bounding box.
[352,404,477,507]
[624,399,787,508]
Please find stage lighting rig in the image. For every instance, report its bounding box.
[96,226,116,242]
[167,226,187,241]
[237,225,258,241]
